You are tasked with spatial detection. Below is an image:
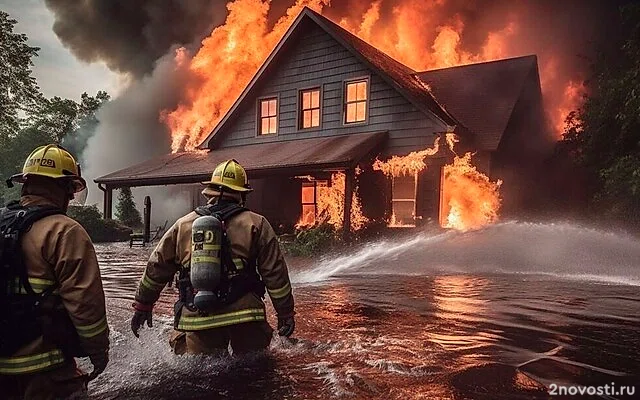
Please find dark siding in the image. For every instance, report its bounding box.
[246,176,299,233]
[217,23,446,155]
[492,66,553,216]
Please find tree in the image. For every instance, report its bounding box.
[0,11,42,206]
[115,187,142,228]
[0,90,110,207]
[0,11,42,139]
[560,3,640,226]
[62,91,110,157]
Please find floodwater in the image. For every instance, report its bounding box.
[88,222,640,399]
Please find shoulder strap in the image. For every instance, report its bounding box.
[1,204,63,298]
[195,202,248,222]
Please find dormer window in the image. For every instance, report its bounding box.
[259,97,278,135]
[344,78,368,124]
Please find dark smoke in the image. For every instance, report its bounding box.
[44,0,227,77]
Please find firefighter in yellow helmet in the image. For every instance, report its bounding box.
[0,145,109,399]
[131,159,295,355]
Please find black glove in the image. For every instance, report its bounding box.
[88,350,109,381]
[131,301,153,338]
[277,315,295,337]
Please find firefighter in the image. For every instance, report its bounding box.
[131,159,295,355]
[0,144,110,399]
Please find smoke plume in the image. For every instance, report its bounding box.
[44,0,227,77]
[82,49,194,223]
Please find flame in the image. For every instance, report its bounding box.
[441,153,502,231]
[295,172,368,232]
[163,0,582,150]
[162,0,330,152]
[373,137,440,177]
[374,132,501,231]
[553,80,586,134]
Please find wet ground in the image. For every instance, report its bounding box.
[88,222,640,399]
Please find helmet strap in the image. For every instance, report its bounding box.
[216,186,225,205]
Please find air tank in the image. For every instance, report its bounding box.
[190,215,223,311]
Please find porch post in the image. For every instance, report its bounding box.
[104,186,113,219]
[343,168,355,241]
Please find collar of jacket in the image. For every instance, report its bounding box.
[19,179,68,211]
[20,194,66,211]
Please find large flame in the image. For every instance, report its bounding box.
[441,153,502,231]
[372,137,441,177]
[162,0,584,152]
[296,172,368,232]
[374,132,502,231]
[162,0,330,152]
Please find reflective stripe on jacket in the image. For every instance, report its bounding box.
[0,349,66,375]
[177,308,266,331]
[135,198,295,330]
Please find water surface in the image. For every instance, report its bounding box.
[89,222,640,399]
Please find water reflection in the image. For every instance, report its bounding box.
[93,243,640,399]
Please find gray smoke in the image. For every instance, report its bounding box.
[83,49,195,223]
[44,0,226,76]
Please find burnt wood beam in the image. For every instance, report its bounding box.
[343,168,355,241]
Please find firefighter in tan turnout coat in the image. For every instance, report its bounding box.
[131,159,295,355]
[0,145,109,399]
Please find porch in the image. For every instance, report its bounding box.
[94,131,387,239]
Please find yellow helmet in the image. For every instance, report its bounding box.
[202,159,252,193]
[8,144,87,193]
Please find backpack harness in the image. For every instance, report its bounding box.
[173,201,265,329]
[0,201,63,357]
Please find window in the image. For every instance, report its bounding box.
[301,180,328,225]
[259,97,278,135]
[344,79,368,123]
[391,174,417,227]
[300,88,321,129]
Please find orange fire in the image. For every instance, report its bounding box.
[372,137,441,177]
[553,80,586,134]
[374,132,501,231]
[162,1,583,151]
[162,0,330,152]
[440,153,502,231]
[295,172,368,232]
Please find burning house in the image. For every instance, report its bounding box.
[95,7,551,236]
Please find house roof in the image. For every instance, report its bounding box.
[201,7,457,149]
[417,55,539,150]
[95,131,387,187]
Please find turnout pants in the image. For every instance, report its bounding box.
[0,362,88,400]
[171,321,273,356]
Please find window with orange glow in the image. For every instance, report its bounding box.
[259,97,278,135]
[301,180,328,225]
[391,174,417,226]
[300,88,321,129]
[344,79,368,123]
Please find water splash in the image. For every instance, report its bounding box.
[292,222,640,286]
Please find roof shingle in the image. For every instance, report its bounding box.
[417,55,538,150]
[95,131,387,186]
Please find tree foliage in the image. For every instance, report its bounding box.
[115,187,142,228]
[0,10,109,207]
[0,11,41,139]
[68,205,133,242]
[560,3,640,226]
